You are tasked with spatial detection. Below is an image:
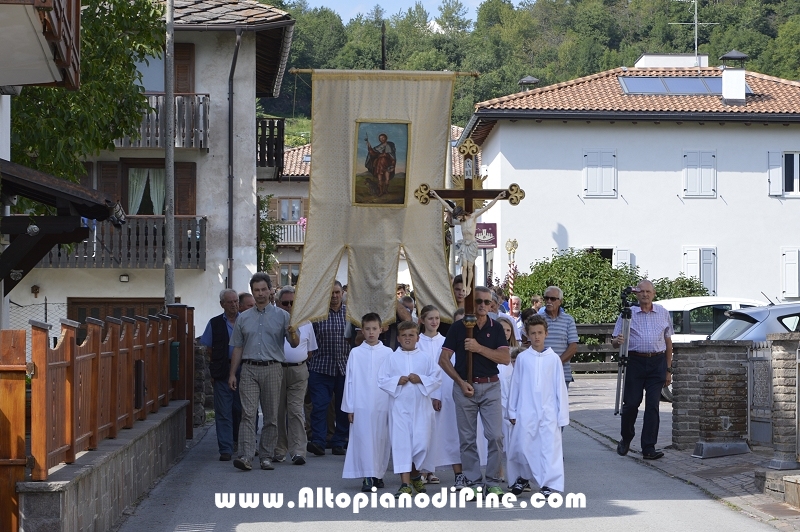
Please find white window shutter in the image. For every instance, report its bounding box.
[584,150,600,196]
[683,246,700,280]
[782,247,800,298]
[616,248,631,266]
[769,151,783,196]
[600,150,616,196]
[700,247,717,295]
[699,151,716,196]
[684,151,699,196]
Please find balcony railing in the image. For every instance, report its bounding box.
[37,216,206,269]
[115,94,210,149]
[277,222,304,246]
[257,118,284,169]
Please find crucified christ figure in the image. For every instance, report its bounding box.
[429,189,507,296]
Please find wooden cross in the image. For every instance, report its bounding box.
[414,138,525,381]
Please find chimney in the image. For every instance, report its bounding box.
[517,76,539,92]
[719,50,748,105]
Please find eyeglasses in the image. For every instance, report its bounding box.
[280,300,294,307]
[544,296,560,302]
[475,298,492,306]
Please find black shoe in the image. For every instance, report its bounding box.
[616,440,630,456]
[332,446,346,456]
[642,449,664,460]
[292,455,306,465]
[373,478,385,489]
[307,442,325,456]
[540,486,553,497]
[219,453,232,461]
[510,477,529,496]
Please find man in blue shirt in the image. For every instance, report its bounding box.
[538,286,579,389]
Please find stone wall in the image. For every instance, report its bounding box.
[194,342,210,427]
[769,334,800,468]
[17,400,188,532]
[672,341,750,454]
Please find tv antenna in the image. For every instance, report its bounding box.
[669,0,718,67]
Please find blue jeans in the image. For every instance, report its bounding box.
[308,370,349,448]
[213,378,242,455]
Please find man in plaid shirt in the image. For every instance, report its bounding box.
[307,281,351,456]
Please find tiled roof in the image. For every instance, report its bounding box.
[282,144,310,178]
[476,67,800,115]
[173,0,289,27]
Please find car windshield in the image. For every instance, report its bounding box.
[709,314,757,340]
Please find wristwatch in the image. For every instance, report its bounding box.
[666,367,672,373]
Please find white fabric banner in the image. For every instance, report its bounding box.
[291,70,457,327]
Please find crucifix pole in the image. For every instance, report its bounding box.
[415,138,525,383]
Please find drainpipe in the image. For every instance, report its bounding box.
[227,28,242,289]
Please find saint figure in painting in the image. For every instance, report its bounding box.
[364,133,396,197]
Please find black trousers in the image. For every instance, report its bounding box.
[620,353,666,453]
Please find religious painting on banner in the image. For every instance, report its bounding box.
[289,70,457,329]
[355,121,408,205]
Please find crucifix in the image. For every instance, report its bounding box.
[414,138,525,381]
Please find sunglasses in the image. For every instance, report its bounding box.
[475,298,492,306]
[280,300,294,307]
[544,296,560,302]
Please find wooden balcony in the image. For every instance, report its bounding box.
[37,216,206,269]
[0,0,80,89]
[277,221,304,246]
[115,93,210,150]
[257,118,285,170]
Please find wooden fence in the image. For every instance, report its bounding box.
[572,323,619,373]
[0,330,26,532]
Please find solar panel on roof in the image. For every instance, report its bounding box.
[619,77,668,94]
[663,77,709,94]
[619,76,753,96]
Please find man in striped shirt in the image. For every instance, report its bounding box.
[538,286,579,388]
[611,280,673,460]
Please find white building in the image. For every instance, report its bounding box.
[462,53,800,302]
[7,0,294,340]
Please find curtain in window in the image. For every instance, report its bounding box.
[148,168,166,214]
[128,168,149,214]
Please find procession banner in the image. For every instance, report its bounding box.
[291,70,457,327]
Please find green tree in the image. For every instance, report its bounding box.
[257,194,283,274]
[436,0,472,33]
[10,0,165,183]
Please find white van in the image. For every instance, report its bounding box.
[657,297,767,343]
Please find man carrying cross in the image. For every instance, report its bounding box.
[428,189,507,297]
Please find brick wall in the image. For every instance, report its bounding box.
[17,400,188,531]
[672,341,750,451]
[769,334,800,465]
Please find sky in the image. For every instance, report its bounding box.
[300,0,482,25]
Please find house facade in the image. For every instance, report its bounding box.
[462,54,800,303]
[7,0,293,339]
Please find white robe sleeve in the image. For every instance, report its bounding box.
[556,357,570,427]
[377,355,403,398]
[341,352,356,414]
[415,354,442,397]
[507,354,523,421]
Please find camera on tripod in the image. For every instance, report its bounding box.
[614,286,639,415]
[620,286,639,310]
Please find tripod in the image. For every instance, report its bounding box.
[614,288,635,416]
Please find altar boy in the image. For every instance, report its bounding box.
[507,315,569,497]
[378,321,441,498]
[342,313,393,492]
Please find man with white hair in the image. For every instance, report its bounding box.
[508,295,524,340]
[199,288,242,461]
[538,286,578,389]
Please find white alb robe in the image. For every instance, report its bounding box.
[417,333,460,469]
[377,347,441,474]
[341,342,393,478]
[506,347,569,492]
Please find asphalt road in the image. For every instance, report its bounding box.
[117,420,772,532]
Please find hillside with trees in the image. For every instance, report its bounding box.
[264,0,800,125]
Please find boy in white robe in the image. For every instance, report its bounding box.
[378,321,441,498]
[342,313,393,492]
[507,315,569,497]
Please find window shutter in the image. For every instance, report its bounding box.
[175,163,196,215]
[615,248,631,266]
[97,162,121,203]
[174,43,195,93]
[769,151,783,196]
[584,150,600,196]
[684,151,699,196]
[79,162,94,189]
[683,246,700,280]
[782,248,800,298]
[700,247,717,295]
[699,151,716,196]
[600,150,616,196]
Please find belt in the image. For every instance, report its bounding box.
[629,351,665,358]
[471,375,499,384]
[282,360,306,367]
[242,359,278,366]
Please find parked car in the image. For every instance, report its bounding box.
[659,297,767,343]
[709,302,800,342]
